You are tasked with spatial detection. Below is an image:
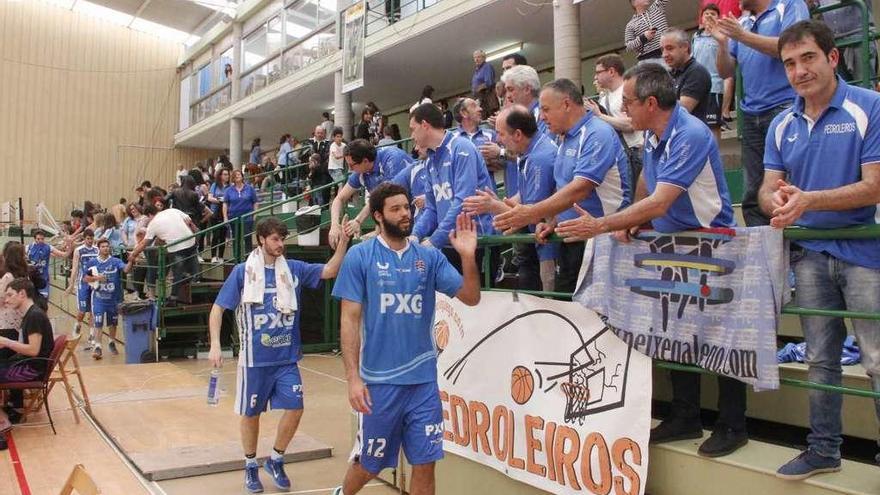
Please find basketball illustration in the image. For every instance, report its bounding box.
[510,366,534,405]
[434,320,450,351]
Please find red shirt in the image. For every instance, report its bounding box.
[700,0,742,19]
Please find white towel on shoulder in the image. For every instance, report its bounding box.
[242,248,297,314]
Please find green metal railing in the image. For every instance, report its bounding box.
[811,0,877,89]
[475,226,880,401]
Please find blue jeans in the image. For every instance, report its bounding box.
[792,246,880,459]
[740,104,789,227]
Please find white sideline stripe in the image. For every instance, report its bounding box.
[299,364,347,384]
[273,484,385,494]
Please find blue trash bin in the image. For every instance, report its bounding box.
[119,301,156,364]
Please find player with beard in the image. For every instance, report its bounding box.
[331,183,481,495]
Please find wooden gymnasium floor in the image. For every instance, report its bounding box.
[0,308,399,495]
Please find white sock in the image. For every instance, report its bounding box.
[271,449,284,462]
[244,455,258,467]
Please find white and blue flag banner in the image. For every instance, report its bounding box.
[435,292,651,495]
[575,227,788,391]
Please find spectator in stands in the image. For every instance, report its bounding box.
[439,99,454,129]
[355,108,372,141]
[137,181,152,207]
[176,163,188,186]
[329,127,347,184]
[409,103,497,269]
[0,278,54,449]
[808,0,878,86]
[759,20,880,479]
[700,0,741,18]
[127,196,200,303]
[693,4,731,139]
[663,28,713,123]
[501,52,528,72]
[121,203,142,252]
[169,176,210,262]
[472,50,499,118]
[385,0,401,23]
[707,0,809,226]
[495,64,546,186]
[249,138,262,168]
[454,97,506,190]
[554,64,740,456]
[109,198,126,224]
[0,244,30,349]
[328,139,413,247]
[377,126,395,147]
[417,85,434,106]
[321,112,335,138]
[135,204,156,300]
[388,123,402,142]
[586,54,645,182]
[464,105,558,291]
[493,78,631,294]
[495,80,507,110]
[208,168,231,264]
[277,133,293,183]
[224,63,233,81]
[366,102,384,144]
[302,125,332,206]
[222,169,259,254]
[624,0,669,65]
[98,214,125,259]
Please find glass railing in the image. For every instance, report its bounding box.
[365,0,442,36]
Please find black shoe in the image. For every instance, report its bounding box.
[650,418,703,444]
[3,407,22,425]
[698,428,748,457]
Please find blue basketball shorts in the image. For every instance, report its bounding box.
[349,382,444,474]
[77,284,91,313]
[91,301,118,328]
[235,363,304,417]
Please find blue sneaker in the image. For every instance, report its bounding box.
[263,457,291,490]
[244,464,264,493]
[776,449,841,480]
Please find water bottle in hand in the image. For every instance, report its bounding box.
[207,368,221,406]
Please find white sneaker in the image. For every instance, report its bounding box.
[82,339,95,351]
[211,256,220,264]
[197,256,206,263]
[331,487,343,495]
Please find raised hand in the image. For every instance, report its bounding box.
[449,213,477,256]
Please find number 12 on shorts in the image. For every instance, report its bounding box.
[366,438,386,458]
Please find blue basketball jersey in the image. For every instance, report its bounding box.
[27,242,51,283]
[332,237,463,385]
[215,260,324,367]
[76,245,99,285]
[84,255,126,303]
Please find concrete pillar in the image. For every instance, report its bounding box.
[230,117,243,169]
[334,70,353,141]
[231,22,243,102]
[553,0,581,88]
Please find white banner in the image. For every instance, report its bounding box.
[435,292,651,495]
[342,1,366,94]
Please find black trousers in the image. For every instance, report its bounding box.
[555,241,585,294]
[669,370,747,432]
[516,243,542,291]
[442,247,499,288]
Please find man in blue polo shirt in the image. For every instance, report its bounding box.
[463,105,559,291]
[453,97,510,190]
[758,20,880,480]
[410,103,497,269]
[331,183,481,495]
[328,139,412,248]
[208,217,350,493]
[494,78,632,294]
[708,0,809,226]
[555,64,742,457]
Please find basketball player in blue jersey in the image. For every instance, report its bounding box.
[331,183,481,495]
[208,217,350,494]
[82,239,129,360]
[66,229,99,343]
[26,230,69,299]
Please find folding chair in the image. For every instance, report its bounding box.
[58,464,100,495]
[0,335,67,434]
[47,332,91,423]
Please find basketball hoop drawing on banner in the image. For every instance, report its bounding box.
[442,310,632,424]
[342,0,366,93]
